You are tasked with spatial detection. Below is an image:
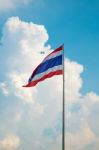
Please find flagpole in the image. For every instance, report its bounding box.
[62,44,65,150]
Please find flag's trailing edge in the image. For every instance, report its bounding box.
[23,45,63,87]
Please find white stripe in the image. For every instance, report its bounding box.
[43,51,62,63]
[32,65,63,81]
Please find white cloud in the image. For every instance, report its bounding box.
[0,135,20,150]
[0,82,9,96]
[66,92,99,150]
[0,0,31,12]
[66,127,95,150]
[8,72,37,104]
[1,16,49,104]
[1,16,99,150]
[65,58,83,104]
[66,120,99,150]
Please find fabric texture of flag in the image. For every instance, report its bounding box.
[23,45,63,87]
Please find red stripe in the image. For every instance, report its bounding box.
[52,45,63,54]
[23,70,63,87]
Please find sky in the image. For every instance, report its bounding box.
[0,0,99,150]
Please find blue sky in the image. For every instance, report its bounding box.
[0,0,99,150]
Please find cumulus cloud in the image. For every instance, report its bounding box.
[66,93,99,150]
[66,120,99,150]
[0,16,63,149]
[8,72,37,104]
[0,16,99,150]
[0,82,9,96]
[66,126,95,150]
[65,58,83,104]
[0,135,20,150]
[0,0,31,12]
[1,16,49,104]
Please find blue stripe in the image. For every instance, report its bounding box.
[34,55,62,75]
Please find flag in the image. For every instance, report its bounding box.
[23,45,63,87]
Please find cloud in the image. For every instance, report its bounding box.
[8,72,37,104]
[0,16,64,150]
[65,58,83,105]
[0,16,99,150]
[65,121,99,150]
[0,17,61,149]
[0,0,31,12]
[0,82,9,96]
[66,92,99,150]
[65,126,95,150]
[1,16,49,104]
[0,135,20,150]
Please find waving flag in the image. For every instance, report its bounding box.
[23,45,63,87]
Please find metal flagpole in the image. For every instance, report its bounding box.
[62,44,65,150]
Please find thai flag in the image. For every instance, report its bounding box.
[23,45,63,87]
